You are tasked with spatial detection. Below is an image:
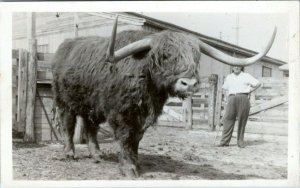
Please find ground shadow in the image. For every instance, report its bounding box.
[138,154,263,180]
[58,152,263,179]
[13,142,47,149]
[245,139,268,146]
[48,149,266,180]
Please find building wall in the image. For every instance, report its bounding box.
[199,54,284,80]
[12,12,285,79]
[13,12,143,53]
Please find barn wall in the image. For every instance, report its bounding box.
[13,12,143,53]
[199,54,231,78]
[199,55,284,80]
[13,12,285,79]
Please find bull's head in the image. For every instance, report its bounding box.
[106,16,276,97]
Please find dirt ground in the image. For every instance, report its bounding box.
[13,126,287,180]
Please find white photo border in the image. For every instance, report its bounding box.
[1,1,299,187]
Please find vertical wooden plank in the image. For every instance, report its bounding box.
[24,12,37,142]
[250,92,256,105]
[72,13,86,144]
[214,75,224,127]
[200,89,205,120]
[17,49,28,132]
[12,59,18,131]
[74,116,86,144]
[208,74,218,131]
[183,96,193,130]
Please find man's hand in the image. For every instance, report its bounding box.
[249,83,261,93]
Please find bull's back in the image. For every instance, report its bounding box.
[51,30,154,111]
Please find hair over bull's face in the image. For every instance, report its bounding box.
[148,31,201,98]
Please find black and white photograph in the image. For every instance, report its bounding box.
[0,1,299,187]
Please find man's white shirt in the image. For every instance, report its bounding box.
[222,72,259,95]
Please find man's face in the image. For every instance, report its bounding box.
[233,66,242,75]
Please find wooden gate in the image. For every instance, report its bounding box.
[158,75,288,135]
[248,78,288,135]
[158,75,219,130]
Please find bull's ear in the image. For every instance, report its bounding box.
[105,16,118,62]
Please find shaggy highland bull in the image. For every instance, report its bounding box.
[52,17,276,177]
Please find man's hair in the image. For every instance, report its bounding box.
[231,66,244,72]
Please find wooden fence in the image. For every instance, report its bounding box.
[12,49,58,141]
[12,49,289,141]
[246,78,288,135]
[159,76,288,135]
[158,75,220,131]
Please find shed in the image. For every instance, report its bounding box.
[13,12,288,79]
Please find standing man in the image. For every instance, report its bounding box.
[217,66,261,148]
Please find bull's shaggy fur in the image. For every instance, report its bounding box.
[52,30,200,177]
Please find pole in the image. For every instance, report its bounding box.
[24,12,37,142]
[72,13,86,144]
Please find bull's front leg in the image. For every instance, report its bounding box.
[112,117,144,178]
[117,137,140,178]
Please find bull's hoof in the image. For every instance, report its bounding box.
[91,154,103,163]
[64,150,75,159]
[89,151,104,163]
[119,164,140,178]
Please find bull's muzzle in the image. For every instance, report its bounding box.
[175,78,199,94]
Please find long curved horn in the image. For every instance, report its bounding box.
[105,16,152,63]
[105,16,118,62]
[199,27,277,66]
[114,38,152,62]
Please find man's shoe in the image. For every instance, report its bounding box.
[238,143,246,148]
[216,143,229,147]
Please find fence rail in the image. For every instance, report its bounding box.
[12,49,289,141]
[158,74,219,131]
[159,75,288,135]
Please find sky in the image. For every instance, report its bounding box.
[142,12,289,62]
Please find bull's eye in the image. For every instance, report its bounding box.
[181,80,187,86]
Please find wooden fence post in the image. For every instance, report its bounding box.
[17,49,28,132]
[208,74,218,131]
[72,13,86,144]
[24,12,37,142]
[183,96,193,130]
[214,75,224,128]
[74,116,86,144]
[250,91,256,105]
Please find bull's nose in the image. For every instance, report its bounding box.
[178,78,198,87]
[176,78,199,91]
[175,78,199,94]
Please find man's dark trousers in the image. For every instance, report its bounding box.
[220,94,250,146]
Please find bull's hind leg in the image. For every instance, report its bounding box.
[61,109,76,159]
[86,124,103,162]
